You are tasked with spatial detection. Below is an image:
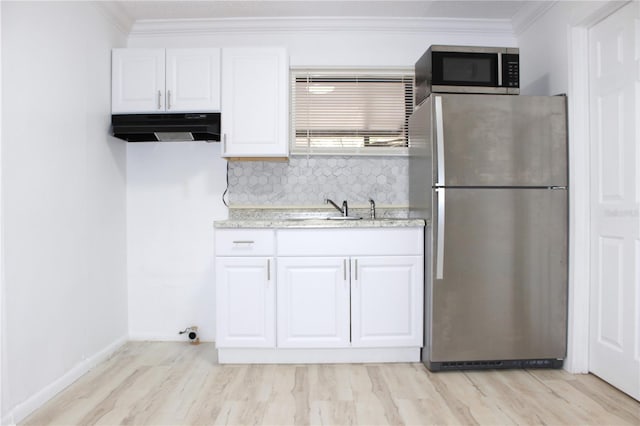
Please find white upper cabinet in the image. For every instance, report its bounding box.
[112,49,165,113]
[221,47,289,158]
[112,48,221,114]
[165,49,222,113]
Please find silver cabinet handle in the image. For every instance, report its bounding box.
[223,133,227,153]
[267,259,271,281]
[435,96,445,186]
[343,259,347,281]
[167,90,171,110]
[157,90,162,110]
[435,187,445,279]
[232,240,254,244]
[354,259,358,280]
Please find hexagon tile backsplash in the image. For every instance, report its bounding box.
[227,156,409,206]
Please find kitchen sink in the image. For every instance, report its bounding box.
[284,216,363,221]
[284,216,330,221]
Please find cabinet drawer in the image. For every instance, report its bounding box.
[215,229,275,256]
[277,228,423,256]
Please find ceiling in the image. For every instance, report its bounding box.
[112,0,544,22]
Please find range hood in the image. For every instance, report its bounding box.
[111,113,221,142]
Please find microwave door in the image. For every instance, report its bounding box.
[431,50,508,94]
[432,51,498,87]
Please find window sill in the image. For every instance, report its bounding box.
[290,148,409,157]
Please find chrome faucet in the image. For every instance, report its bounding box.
[369,198,376,219]
[325,198,348,217]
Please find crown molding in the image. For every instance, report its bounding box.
[128,16,514,38]
[511,1,557,36]
[93,1,136,35]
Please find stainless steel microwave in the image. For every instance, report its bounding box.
[415,45,519,105]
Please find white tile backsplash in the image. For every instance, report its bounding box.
[228,156,409,206]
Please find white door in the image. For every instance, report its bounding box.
[215,257,275,348]
[221,48,289,157]
[111,48,165,113]
[277,257,350,348]
[351,256,423,347]
[165,48,221,112]
[588,1,640,400]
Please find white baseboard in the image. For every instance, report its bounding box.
[1,335,127,426]
[218,347,421,364]
[128,332,180,341]
[128,332,213,342]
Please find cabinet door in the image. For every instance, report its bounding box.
[277,257,350,348]
[166,48,221,112]
[221,48,289,157]
[215,257,275,347]
[351,256,423,347]
[112,48,165,113]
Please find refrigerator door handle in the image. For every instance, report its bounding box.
[436,187,445,279]
[497,52,503,86]
[435,96,445,186]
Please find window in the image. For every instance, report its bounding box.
[291,69,414,155]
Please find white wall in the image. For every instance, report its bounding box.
[125,20,516,341]
[1,2,127,423]
[127,143,226,341]
[518,1,622,96]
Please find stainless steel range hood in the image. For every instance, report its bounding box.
[111,113,221,142]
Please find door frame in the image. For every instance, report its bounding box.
[565,0,631,373]
[0,1,3,418]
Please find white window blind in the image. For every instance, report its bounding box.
[291,69,414,155]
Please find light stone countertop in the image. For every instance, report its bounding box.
[214,208,427,229]
[214,218,426,229]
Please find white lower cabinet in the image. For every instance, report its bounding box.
[215,257,275,347]
[351,256,423,347]
[215,227,424,362]
[277,255,423,349]
[277,257,350,348]
[215,229,276,348]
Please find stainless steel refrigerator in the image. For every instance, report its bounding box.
[409,94,568,371]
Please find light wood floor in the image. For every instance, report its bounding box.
[22,342,640,426]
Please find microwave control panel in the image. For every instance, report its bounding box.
[502,53,519,88]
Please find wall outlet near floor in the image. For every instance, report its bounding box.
[179,326,200,345]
